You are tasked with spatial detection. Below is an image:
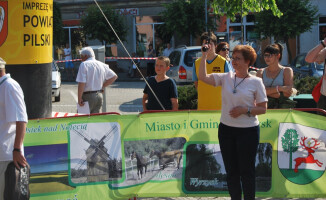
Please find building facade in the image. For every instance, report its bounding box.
[300,0,326,54]
[56,0,326,69]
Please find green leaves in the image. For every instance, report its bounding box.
[281,128,299,169]
[294,75,320,95]
[177,84,198,110]
[211,0,282,21]
[53,2,64,46]
[255,0,318,41]
[282,129,299,153]
[254,0,318,61]
[81,4,127,45]
[161,0,214,42]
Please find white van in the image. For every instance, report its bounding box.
[52,61,61,102]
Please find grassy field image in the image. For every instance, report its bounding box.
[29,171,75,194]
[280,169,324,184]
[25,143,75,194]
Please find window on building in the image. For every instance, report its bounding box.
[319,17,326,23]
[319,17,326,40]
[227,15,258,55]
[229,26,242,52]
[135,16,169,57]
[246,14,255,23]
[230,14,242,23]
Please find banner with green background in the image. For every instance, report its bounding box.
[24,110,326,199]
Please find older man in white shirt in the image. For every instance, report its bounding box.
[0,57,28,200]
[76,47,118,113]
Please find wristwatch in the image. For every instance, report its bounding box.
[247,107,251,117]
[13,148,21,152]
[321,40,326,48]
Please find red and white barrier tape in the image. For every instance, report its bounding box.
[249,66,259,71]
[52,112,79,118]
[55,58,260,71]
[55,57,156,63]
[56,59,82,63]
[105,57,156,60]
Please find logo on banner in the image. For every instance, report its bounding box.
[0,0,8,47]
[278,123,326,184]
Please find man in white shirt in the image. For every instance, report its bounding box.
[76,47,118,113]
[63,43,75,81]
[163,43,173,57]
[0,57,28,200]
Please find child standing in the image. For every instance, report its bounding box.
[142,56,178,111]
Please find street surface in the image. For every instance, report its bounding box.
[52,81,145,115]
[138,198,326,200]
[52,81,326,200]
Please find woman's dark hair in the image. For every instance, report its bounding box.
[216,42,229,53]
[263,43,283,61]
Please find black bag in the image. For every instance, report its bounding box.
[4,162,30,200]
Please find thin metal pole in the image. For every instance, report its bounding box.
[69,28,72,54]
[205,0,208,32]
[93,0,166,110]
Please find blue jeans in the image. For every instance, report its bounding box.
[218,123,259,200]
[65,61,74,69]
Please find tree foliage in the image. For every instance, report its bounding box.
[185,144,223,191]
[53,2,64,46]
[294,75,320,95]
[155,24,174,45]
[64,29,86,51]
[81,5,127,45]
[281,129,299,169]
[177,84,197,110]
[254,0,318,61]
[161,0,215,44]
[211,0,282,20]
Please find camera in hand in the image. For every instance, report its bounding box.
[201,35,211,52]
[202,45,209,52]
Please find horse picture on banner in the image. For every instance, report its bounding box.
[149,149,183,170]
[278,123,326,185]
[131,151,148,179]
[112,137,186,188]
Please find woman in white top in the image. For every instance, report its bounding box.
[198,45,267,200]
[256,43,294,108]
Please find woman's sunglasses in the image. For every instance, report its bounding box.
[263,53,274,58]
[221,47,229,51]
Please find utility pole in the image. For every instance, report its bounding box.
[205,0,208,32]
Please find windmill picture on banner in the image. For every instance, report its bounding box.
[69,122,122,184]
[278,123,326,185]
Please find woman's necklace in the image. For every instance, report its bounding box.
[233,74,249,94]
[266,67,283,87]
